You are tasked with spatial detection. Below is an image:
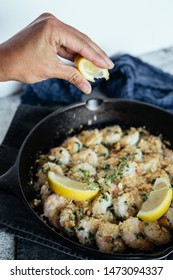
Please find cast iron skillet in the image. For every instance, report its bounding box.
[0,98,173,260]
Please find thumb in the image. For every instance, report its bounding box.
[55,63,91,94]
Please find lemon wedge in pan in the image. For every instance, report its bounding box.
[48,171,99,201]
[137,177,172,222]
[75,56,109,82]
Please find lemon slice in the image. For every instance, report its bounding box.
[48,171,99,201]
[137,177,172,222]
[75,56,109,82]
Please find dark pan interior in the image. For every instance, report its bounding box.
[17,99,173,259]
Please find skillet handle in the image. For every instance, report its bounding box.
[0,164,22,199]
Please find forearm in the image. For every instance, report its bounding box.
[0,43,9,81]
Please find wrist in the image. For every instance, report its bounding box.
[0,43,7,81]
[0,41,19,82]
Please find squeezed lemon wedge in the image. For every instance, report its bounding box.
[75,56,109,82]
[137,177,172,222]
[48,171,99,201]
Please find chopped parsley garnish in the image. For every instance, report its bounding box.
[103,164,111,171]
[82,177,91,184]
[104,153,135,182]
[42,166,50,174]
[79,169,90,177]
[136,232,145,239]
[100,153,107,157]
[141,192,149,201]
[102,193,109,201]
[75,141,81,150]
[53,157,61,165]
[78,226,84,231]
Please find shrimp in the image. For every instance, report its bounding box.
[62,136,82,154]
[164,207,173,229]
[120,217,153,251]
[59,203,77,234]
[97,157,119,189]
[113,189,143,220]
[78,129,102,146]
[159,207,173,230]
[92,192,114,222]
[142,220,171,245]
[74,200,92,218]
[120,128,139,147]
[90,144,109,159]
[134,148,143,161]
[37,162,64,186]
[68,162,96,181]
[97,160,139,192]
[60,201,93,234]
[98,157,119,170]
[163,148,173,162]
[43,193,69,227]
[40,183,51,202]
[143,169,169,184]
[139,154,160,174]
[72,149,98,166]
[165,163,173,177]
[49,147,71,165]
[101,125,122,145]
[120,161,141,188]
[138,135,162,154]
[123,162,138,178]
[96,223,126,253]
[97,173,116,193]
[113,146,142,162]
[75,217,101,246]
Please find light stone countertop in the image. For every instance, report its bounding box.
[1,47,173,259]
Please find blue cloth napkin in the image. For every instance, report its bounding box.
[21,54,173,112]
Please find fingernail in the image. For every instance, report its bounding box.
[104,57,114,69]
[80,83,91,94]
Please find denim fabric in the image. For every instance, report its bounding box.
[22,54,173,112]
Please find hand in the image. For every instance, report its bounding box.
[0,13,114,94]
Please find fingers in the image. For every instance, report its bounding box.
[56,21,114,69]
[57,46,77,62]
[29,13,114,70]
[55,62,92,94]
[19,13,113,90]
